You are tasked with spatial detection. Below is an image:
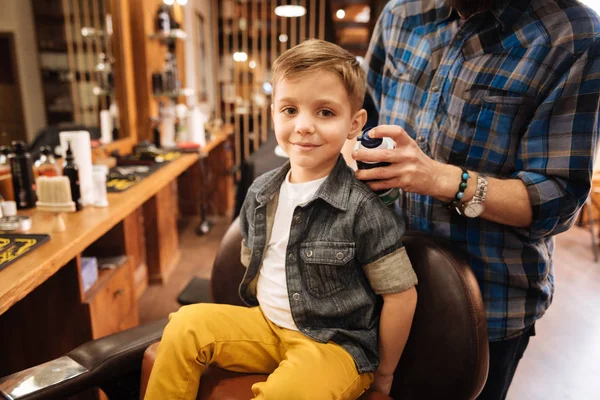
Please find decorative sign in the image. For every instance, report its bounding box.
[0,234,51,273]
[106,152,181,193]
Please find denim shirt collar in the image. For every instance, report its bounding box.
[255,155,352,211]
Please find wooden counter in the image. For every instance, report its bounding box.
[0,153,198,316]
[0,153,198,386]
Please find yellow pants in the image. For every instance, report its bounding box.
[144,304,374,400]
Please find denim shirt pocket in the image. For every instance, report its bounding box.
[300,242,355,298]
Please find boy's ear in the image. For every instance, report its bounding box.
[348,109,368,140]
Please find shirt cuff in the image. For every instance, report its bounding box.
[512,170,569,240]
[363,246,418,294]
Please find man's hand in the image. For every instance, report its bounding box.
[352,125,458,201]
[370,370,394,395]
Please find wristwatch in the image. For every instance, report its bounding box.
[459,175,488,218]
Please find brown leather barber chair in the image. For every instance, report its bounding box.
[0,219,488,400]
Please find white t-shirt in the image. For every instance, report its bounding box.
[256,171,327,330]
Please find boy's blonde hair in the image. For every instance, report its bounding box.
[271,39,366,113]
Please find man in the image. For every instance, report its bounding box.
[353,0,600,398]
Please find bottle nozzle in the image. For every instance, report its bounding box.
[360,129,383,149]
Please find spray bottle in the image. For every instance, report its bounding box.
[354,129,400,206]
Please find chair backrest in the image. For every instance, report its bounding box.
[210,219,489,400]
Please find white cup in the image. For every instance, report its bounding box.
[2,201,17,217]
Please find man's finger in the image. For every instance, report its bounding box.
[355,165,398,182]
[367,125,412,145]
[365,177,400,192]
[352,148,396,163]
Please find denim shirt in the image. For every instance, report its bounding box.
[238,155,417,373]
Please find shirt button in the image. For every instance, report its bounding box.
[336,252,344,260]
[254,249,262,256]
[305,249,313,257]
[292,293,301,301]
[431,85,440,92]
[294,215,302,224]
[256,213,264,221]
[417,135,426,143]
[288,253,296,262]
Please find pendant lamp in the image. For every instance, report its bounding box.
[274,1,306,17]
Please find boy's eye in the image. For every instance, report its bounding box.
[319,109,335,117]
[282,107,297,115]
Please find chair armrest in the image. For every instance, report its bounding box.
[0,318,167,400]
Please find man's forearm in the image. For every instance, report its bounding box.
[433,163,533,228]
[377,287,417,375]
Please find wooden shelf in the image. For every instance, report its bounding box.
[93,87,112,96]
[149,29,187,41]
[152,87,194,98]
[81,27,109,40]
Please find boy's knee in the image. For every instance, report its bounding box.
[163,304,217,339]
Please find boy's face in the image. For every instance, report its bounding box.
[271,71,366,183]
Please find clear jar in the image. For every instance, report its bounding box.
[35,146,60,177]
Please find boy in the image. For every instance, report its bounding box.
[145,39,418,400]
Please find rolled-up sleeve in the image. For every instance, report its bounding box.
[355,197,417,294]
[363,246,417,294]
[512,40,600,240]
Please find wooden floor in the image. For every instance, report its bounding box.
[138,218,600,400]
[138,216,228,323]
[508,224,600,400]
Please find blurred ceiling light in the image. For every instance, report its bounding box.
[263,82,273,94]
[336,9,346,19]
[163,0,174,5]
[355,6,370,23]
[233,52,248,62]
[249,60,257,69]
[176,0,188,5]
[274,4,306,18]
[279,34,289,43]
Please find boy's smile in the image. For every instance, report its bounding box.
[271,71,365,183]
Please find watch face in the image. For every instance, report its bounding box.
[464,202,485,218]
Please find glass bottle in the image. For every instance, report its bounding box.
[94,53,114,95]
[163,52,175,93]
[35,146,60,177]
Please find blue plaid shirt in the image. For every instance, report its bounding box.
[365,0,600,340]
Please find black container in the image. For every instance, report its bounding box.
[9,141,36,209]
[62,141,82,211]
[155,5,171,34]
[153,126,161,148]
[152,72,163,95]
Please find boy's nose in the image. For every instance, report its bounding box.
[294,114,315,135]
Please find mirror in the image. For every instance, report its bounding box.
[0,0,130,153]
